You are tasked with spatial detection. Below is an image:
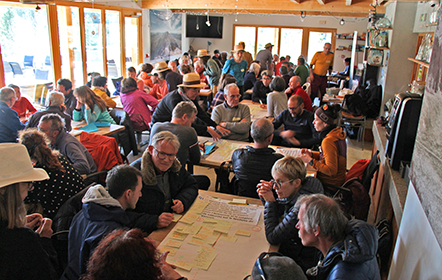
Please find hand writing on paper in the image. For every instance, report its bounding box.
[257,180,275,202]
[157,213,174,228]
[171,199,184,214]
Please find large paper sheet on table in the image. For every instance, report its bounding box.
[247,103,268,121]
[158,194,269,280]
[204,140,247,163]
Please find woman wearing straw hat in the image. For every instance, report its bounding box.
[153,61,183,92]
[222,44,249,96]
[0,143,58,279]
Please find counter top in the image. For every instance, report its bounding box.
[372,122,409,226]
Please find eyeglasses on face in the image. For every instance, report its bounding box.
[154,147,177,161]
[228,94,241,99]
[270,179,294,190]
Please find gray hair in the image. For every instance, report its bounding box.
[172,101,197,119]
[0,87,16,102]
[295,194,348,242]
[150,131,180,151]
[270,76,286,92]
[272,156,306,182]
[48,91,65,107]
[249,63,260,76]
[40,114,65,132]
[251,118,273,143]
[223,83,239,96]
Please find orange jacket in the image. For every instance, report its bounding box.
[311,127,347,187]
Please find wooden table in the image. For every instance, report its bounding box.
[322,94,344,105]
[198,136,316,177]
[70,120,125,139]
[240,99,273,122]
[149,190,277,279]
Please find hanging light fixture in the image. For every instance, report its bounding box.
[235,12,238,22]
[196,15,200,30]
[206,11,211,27]
[340,18,345,25]
[300,11,306,22]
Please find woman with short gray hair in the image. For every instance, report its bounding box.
[267,76,288,118]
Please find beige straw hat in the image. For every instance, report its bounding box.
[197,49,210,57]
[0,143,49,188]
[177,73,207,88]
[231,44,245,53]
[153,61,170,74]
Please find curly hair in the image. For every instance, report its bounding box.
[81,229,162,280]
[19,129,64,172]
[73,86,107,113]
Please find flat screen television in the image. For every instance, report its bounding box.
[186,14,223,39]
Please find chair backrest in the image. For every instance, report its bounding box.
[23,55,34,67]
[9,62,23,75]
[80,132,123,172]
[3,61,12,73]
[35,69,49,80]
[109,108,138,157]
[302,82,311,96]
[361,150,380,191]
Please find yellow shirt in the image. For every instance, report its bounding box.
[310,51,334,76]
[92,88,116,109]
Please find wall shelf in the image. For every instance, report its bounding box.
[408,57,430,68]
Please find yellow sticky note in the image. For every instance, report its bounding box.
[181,224,201,235]
[173,213,183,222]
[188,200,210,214]
[235,229,252,237]
[188,237,205,246]
[193,245,218,270]
[229,198,248,205]
[170,231,188,241]
[220,234,238,243]
[205,232,221,245]
[168,259,193,271]
[202,218,218,224]
[164,239,183,248]
[216,220,232,227]
[158,246,178,256]
[213,226,230,234]
[194,232,209,240]
[180,213,199,224]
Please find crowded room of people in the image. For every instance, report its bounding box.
[1,0,441,279]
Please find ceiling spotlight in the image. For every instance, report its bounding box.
[196,15,199,30]
[340,18,345,25]
[235,12,238,22]
[300,11,306,19]
[35,4,41,11]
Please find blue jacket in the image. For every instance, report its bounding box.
[66,185,130,279]
[0,101,25,143]
[318,219,381,280]
[264,177,324,273]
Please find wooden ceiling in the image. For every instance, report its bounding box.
[141,0,388,18]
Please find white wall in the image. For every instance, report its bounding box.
[142,11,368,71]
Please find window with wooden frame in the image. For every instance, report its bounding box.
[233,25,336,64]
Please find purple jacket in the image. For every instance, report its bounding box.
[120,89,159,130]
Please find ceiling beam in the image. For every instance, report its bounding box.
[170,8,371,18]
[142,0,381,15]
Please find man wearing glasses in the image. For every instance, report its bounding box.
[272,95,320,148]
[211,83,251,141]
[151,72,229,141]
[130,131,198,230]
[232,118,283,198]
[252,70,272,104]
